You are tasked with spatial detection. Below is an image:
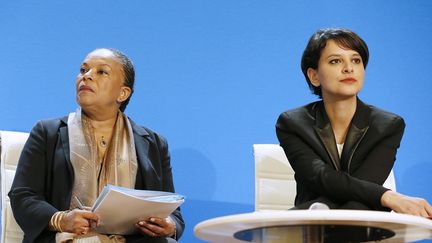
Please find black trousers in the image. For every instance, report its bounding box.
[292,196,371,210]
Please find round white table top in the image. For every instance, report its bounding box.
[194,210,432,243]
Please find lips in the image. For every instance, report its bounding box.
[78,85,94,92]
[340,78,357,83]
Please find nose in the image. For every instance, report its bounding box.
[342,63,354,74]
[83,69,93,81]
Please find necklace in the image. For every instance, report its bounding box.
[99,136,107,148]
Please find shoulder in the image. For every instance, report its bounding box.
[21,116,68,153]
[30,116,68,135]
[356,101,405,136]
[368,104,403,121]
[128,117,168,147]
[277,101,319,125]
[364,103,405,129]
[36,116,67,129]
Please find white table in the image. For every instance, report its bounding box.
[194,210,432,243]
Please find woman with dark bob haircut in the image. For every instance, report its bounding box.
[9,48,184,243]
[276,28,432,216]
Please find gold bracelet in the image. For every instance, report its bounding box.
[58,211,65,232]
[49,211,68,232]
[49,212,61,232]
[48,213,57,231]
[55,212,63,232]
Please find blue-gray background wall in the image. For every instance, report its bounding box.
[1,1,431,242]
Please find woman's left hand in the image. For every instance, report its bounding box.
[381,190,432,217]
[135,217,176,238]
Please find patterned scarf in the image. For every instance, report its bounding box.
[57,108,138,243]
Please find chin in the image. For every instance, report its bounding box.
[77,98,93,108]
[340,87,362,96]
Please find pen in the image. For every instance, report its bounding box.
[75,196,99,228]
[74,196,85,209]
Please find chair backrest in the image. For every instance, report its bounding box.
[254,144,296,211]
[254,144,397,211]
[0,131,28,243]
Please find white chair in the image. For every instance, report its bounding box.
[254,144,396,211]
[254,144,296,211]
[0,131,28,243]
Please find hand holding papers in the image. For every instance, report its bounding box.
[91,185,185,235]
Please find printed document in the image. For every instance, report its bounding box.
[92,185,185,235]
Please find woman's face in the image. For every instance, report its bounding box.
[75,49,131,112]
[307,40,365,100]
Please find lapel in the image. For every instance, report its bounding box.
[129,119,158,189]
[340,99,370,172]
[59,116,74,177]
[313,102,341,170]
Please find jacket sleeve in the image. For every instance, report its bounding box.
[155,134,185,240]
[276,112,404,210]
[8,121,58,242]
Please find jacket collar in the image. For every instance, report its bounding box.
[312,98,370,129]
[59,116,72,176]
[128,119,158,189]
[312,97,371,171]
[313,102,341,170]
[129,118,150,137]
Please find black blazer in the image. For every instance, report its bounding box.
[9,116,184,243]
[276,98,405,210]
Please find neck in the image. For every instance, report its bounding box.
[82,104,119,120]
[82,108,119,131]
[323,97,357,122]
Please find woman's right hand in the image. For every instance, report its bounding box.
[60,209,99,234]
[381,190,432,217]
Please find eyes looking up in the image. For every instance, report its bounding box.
[79,65,111,77]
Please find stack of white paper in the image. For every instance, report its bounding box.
[92,185,185,235]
